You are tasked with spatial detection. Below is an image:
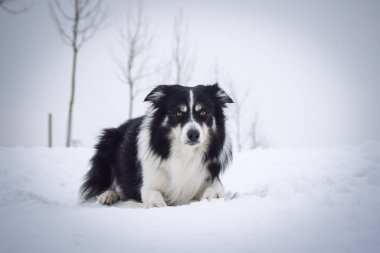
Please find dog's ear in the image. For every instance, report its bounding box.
[144,85,168,103]
[209,83,234,105]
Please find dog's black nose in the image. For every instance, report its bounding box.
[187,129,200,142]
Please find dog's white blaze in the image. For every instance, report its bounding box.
[189,89,194,118]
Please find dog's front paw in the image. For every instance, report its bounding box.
[97,190,118,205]
[201,187,225,201]
[143,191,167,208]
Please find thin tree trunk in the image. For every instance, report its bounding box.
[66,1,79,148]
[176,61,181,84]
[66,48,78,147]
[128,82,133,119]
[237,119,241,152]
[48,113,52,148]
[251,114,258,149]
[236,106,242,152]
[127,42,134,119]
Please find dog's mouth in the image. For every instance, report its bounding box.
[186,140,200,146]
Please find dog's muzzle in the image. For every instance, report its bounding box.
[187,129,200,145]
[181,121,204,146]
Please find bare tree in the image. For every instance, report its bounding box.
[250,112,259,149]
[229,81,264,151]
[0,0,31,13]
[114,0,154,119]
[250,113,271,149]
[213,58,220,83]
[49,0,106,147]
[172,9,194,84]
[226,80,251,152]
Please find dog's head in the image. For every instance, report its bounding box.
[144,84,233,148]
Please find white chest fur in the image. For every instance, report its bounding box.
[162,145,209,205]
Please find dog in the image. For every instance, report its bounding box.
[80,83,234,208]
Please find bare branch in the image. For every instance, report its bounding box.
[78,0,100,20]
[49,0,106,49]
[77,0,90,13]
[77,10,106,48]
[113,0,155,119]
[48,1,73,46]
[172,9,195,84]
[53,0,74,20]
[0,0,32,14]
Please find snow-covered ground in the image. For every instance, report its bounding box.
[1,143,380,253]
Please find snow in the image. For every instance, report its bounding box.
[1,143,380,253]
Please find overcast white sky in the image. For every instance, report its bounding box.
[1,0,380,148]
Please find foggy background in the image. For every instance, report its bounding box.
[1,0,380,149]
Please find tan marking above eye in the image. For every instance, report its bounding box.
[179,104,187,112]
[195,104,203,112]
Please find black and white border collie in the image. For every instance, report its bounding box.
[80,83,234,208]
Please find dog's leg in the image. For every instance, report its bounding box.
[140,163,168,208]
[96,190,119,206]
[141,188,167,208]
[200,177,225,200]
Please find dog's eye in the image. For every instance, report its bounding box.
[199,110,207,116]
[176,111,183,116]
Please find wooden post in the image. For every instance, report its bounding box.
[48,113,52,148]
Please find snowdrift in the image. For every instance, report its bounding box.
[0,143,380,253]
